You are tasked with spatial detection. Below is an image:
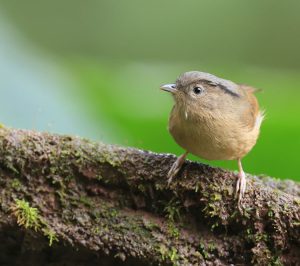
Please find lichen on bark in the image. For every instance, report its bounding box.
[0,126,299,265]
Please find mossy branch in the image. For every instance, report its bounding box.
[0,127,299,265]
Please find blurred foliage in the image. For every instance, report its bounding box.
[1,0,300,68]
[0,1,299,181]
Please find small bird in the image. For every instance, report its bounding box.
[161,71,264,206]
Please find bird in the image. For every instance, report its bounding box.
[160,71,264,207]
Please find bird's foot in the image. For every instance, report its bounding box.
[167,152,188,186]
[235,170,247,210]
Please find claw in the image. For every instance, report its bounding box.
[235,175,241,199]
[167,152,188,186]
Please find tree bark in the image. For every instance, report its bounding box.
[0,126,299,266]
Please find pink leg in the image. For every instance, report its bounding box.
[235,158,247,208]
[167,151,188,185]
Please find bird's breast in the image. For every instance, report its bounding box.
[168,107,260,160]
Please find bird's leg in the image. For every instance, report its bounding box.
[167,151,188,185]
[235,158,247,207]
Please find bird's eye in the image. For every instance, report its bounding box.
[193,87,203,95]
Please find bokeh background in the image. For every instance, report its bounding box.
[0,0,299,181]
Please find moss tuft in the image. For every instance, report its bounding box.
[10,199,58,246]
[163,198,181,222]
[42,227,59,247]
[157,244,179,265]
[167,221,180,239]
[10,199,41,231]
[10,179,22,191]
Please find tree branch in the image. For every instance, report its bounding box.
[0,127,299,265]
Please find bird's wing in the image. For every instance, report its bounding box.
[239,84,263,94]
[239,85,263,130]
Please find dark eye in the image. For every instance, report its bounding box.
[193,87,203,95]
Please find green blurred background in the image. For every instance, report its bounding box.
[0,0,299,181]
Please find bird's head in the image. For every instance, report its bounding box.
[160,71,241,112]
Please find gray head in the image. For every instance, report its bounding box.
[161,71,242,110]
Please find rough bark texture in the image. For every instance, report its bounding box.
[0,126,299,266]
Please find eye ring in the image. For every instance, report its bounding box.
[193,86,203,95]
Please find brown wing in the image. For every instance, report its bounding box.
[239,85,261,130]
[239,84,263,94]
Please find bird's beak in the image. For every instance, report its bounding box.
[160,84,177,93]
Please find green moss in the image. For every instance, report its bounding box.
[56,191,67,207]
[157,245,179,265]
[158,244,168,261]
[255,233,268,242]
[169,247,179,264]
[10,199,58,246]
[203,203,219,218]
[137,184,146,193]
[110,208,119,218]
[4,159,19,174]
[143,220,160,231]
[155,183,164,191]
[92,226,101,234]
[272,257,284,266]
[198,242,209,260]
[211,193,222,201]
[294,198,300,206]
[10,199,41,231]
[163,198,181,222]
[243,207,252,219]
[202,191,224,220]
[211,221,219,231]
[246,228,252,235]
[99,146,122,167]
[96,174,103,181]
[42,227,59,247]
[246,227,269,243]
[162,198,182,239]
[11,178,22,191]
[207,242,216,252]
[167,221,180,239]
[251,243,273,265]
[268,210,274,218]
[97,204,119,219]
[79,196,93,207]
